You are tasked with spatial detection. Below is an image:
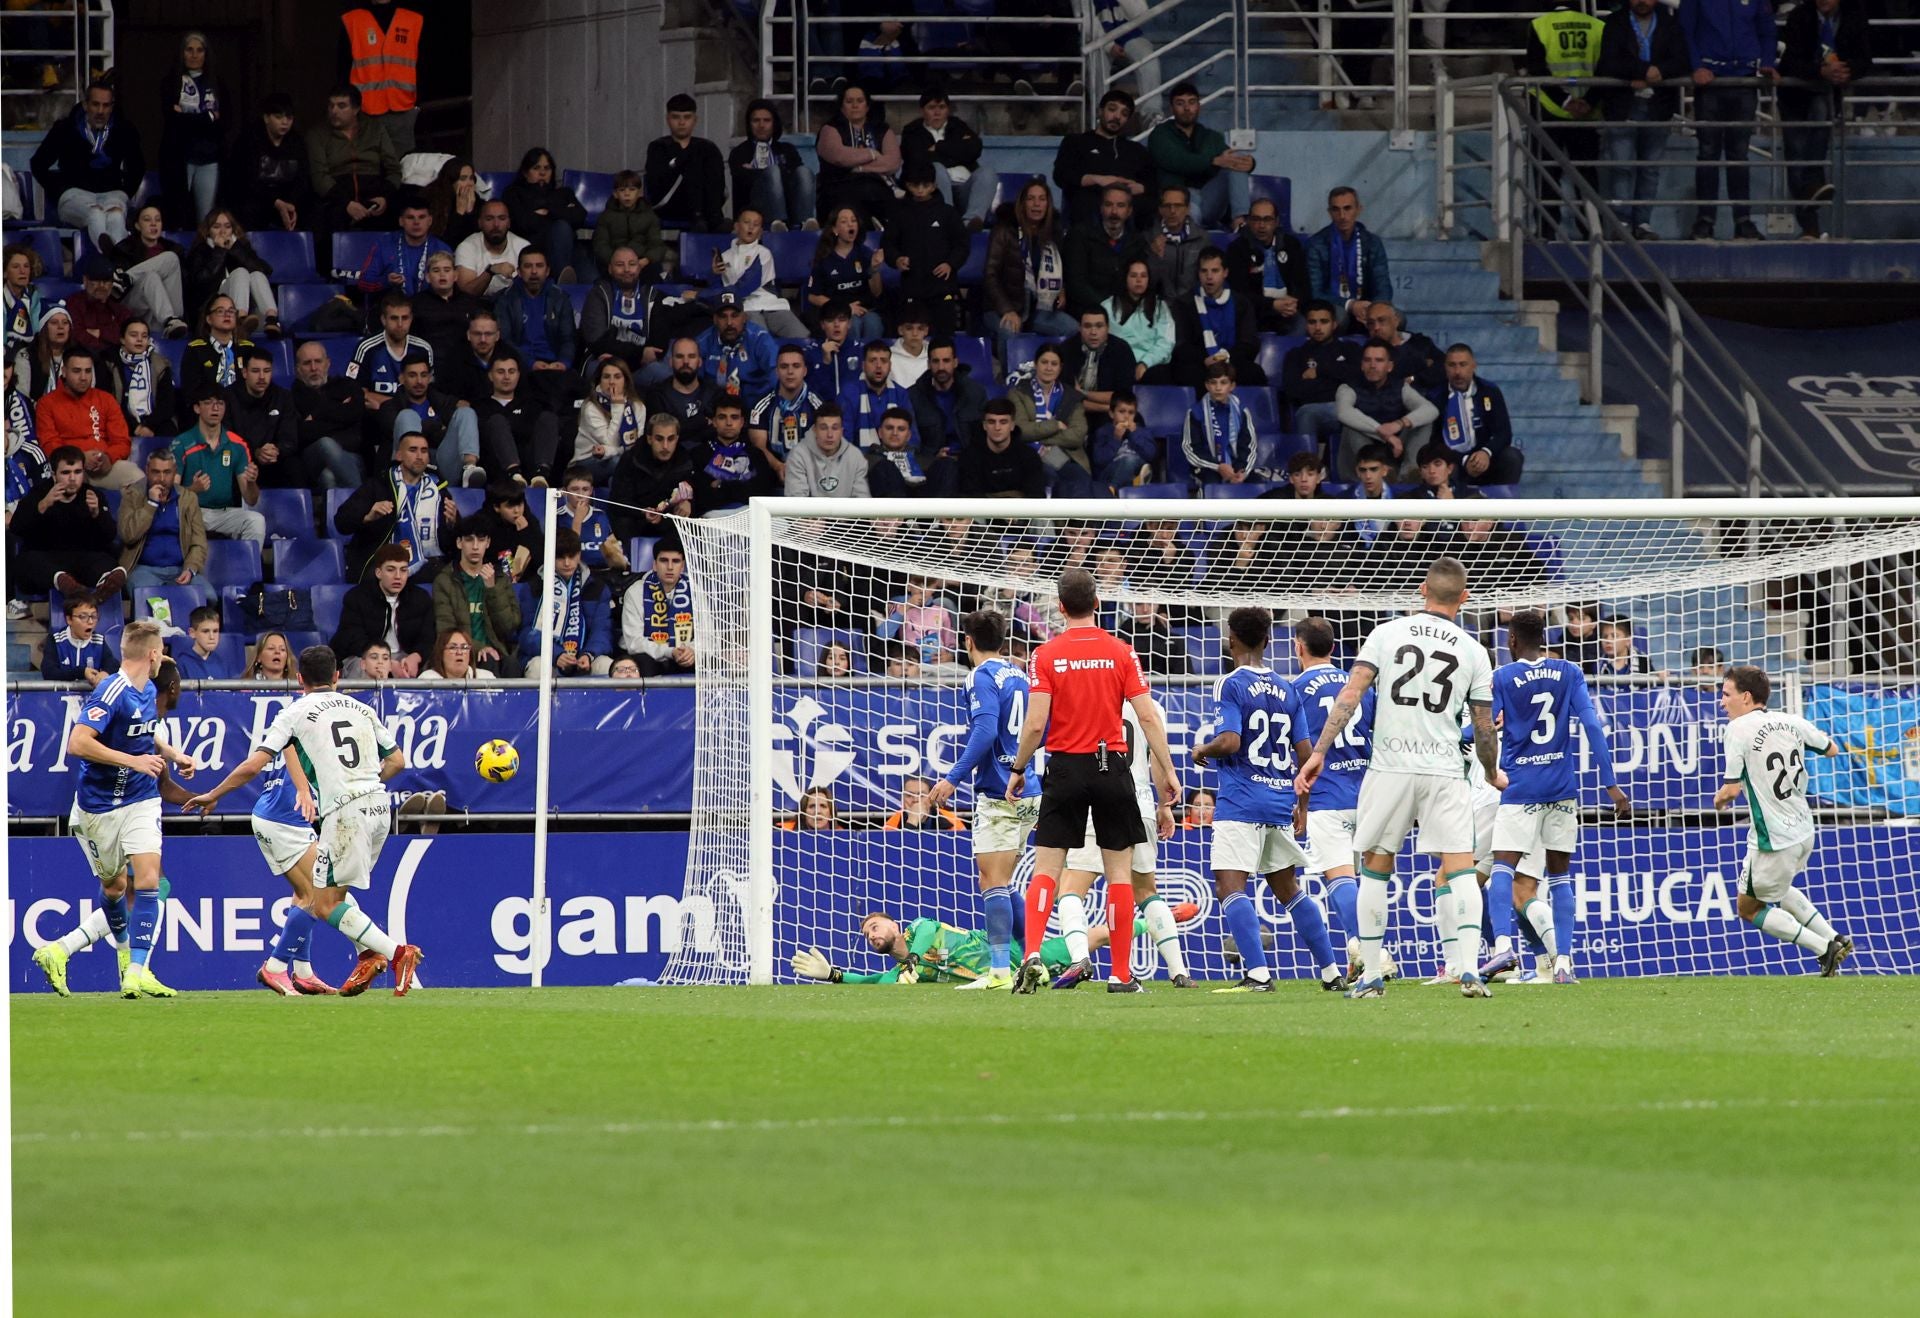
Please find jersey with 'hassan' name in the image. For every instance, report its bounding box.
[1212,665,1302,826]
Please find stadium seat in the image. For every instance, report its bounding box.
[766,230,819,285]
[989,173,1059,216]
[163,229,194,250]
[626,538,656,575]
[955,231,989,286]
[952,334,993,385]
[1003,332,1047,376]
[1173,625,1222,676]
[270,338,298,379]
[281,630,326,657]
[1491,624,1512,665]
[1248,175,1292,231]
[678,233,728,285]
[309,583,353,640]
[305,334,363,374]
[1117,483,1186,501]
[204,540,263,590]
[19,229,69,278]
[275,282,346,332]
[155,336,189,380]
[101,487,121,519]
[564,169,615,225]
[250,231,318,283]
[1201,482,1279,498]
[219,585,250,639]
[1133,385,1193,442]
[1255,433,1313,470]
[478,170,516,203]
[329,231,382,280]
[323,488,356,539]
[49,593,124,636]
[562,283,590,319]
[449,487,486,519]
[40,278,81,307]
[1240,390,1279,433]
[132,434,172,467]
[272,538,345,586]
[792,626,861,677]
[12,170,43,224]
[131,586,204,630]
[1256,333,1305,384]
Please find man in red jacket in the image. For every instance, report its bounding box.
[35,347,141,491]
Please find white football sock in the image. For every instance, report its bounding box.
[1057,894,1090,963]
[1523,896,1557,958]
[1142,897,1188,978]
[1450,874,1484,976]
[57,907,114,957]
[1757,905,1828,954]
[1433,881,1460,975]
[293,959,315,978]
[1779,888,1835,941]
[1358,873,1390,980]
[333,900,399,958]
[264,956,290,973]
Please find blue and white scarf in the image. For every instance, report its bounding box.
[1193,287,1237,354]
[1630,10,1657,62]
[1028,376,1063,421]
[546,564,587,652]
[81,118,113,170]
[119,347,153,423]
[702,435,753,485]
[1189,393,1246,466]
[1328,226,1364,300]
[210,335,236,386]
[388,466,441,575]
[1442,385,1477,455]
[1019,234,1064,314]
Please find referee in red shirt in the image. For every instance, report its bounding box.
[1006,568,1180,993]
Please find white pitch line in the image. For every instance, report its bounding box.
[10,1096,1907,1148]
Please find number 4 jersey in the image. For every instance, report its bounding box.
[256,690,397,816]
[1356,611,1493,778]
[1723,708,1832,852]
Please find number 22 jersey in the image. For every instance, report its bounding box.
[1723,708,1831,852]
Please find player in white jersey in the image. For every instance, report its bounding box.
[1051,695,1193,988]
[1297,556,1502,999]
[234,643,425,994]
[1712,665,1852,975]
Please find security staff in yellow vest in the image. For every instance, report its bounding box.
[1525,5,1607,237]
[341,2,424,157]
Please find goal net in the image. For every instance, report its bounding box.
[666,497,1920,985]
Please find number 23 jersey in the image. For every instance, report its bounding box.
[1355,612,1493,778]
[1723,708,1831,851]
[256,690,397,815]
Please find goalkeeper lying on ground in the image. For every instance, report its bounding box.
[791,906,1198,985]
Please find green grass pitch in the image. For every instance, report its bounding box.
[13,978,1920,1316]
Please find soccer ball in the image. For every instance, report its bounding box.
[475,739,520,783]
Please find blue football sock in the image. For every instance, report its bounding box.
[1487,861,1517,940]
[272,907,317,965]
[1323,875,1359,943]
[128,890,161,968]
[1517,904,1548,955]
[982,886,1014,972]
[1548,872,1576,957]
[1221,890,1270,977]
[102,892,128,944]
[1284,891,1338,971]
[1008,885,1026,950]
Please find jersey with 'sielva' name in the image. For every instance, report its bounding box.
[1355,611,1493,777]
[1212,666,1303,825]
[1491,656,1617,804]
[1293,663,1373,812]
[1724,708,1832,852]
[74,673,161,813]
[256,690,397,816]
[954,656,1039,800]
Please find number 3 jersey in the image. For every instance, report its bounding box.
[256,690,397,816]
[1723,708,1831,852]
[1212,665,1303,826]
[1490,656,1617,804]
[1355,611,1493,777]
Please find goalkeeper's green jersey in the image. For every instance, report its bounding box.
[841,919,990,984]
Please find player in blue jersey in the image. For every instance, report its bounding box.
[1481,611,1630,985]
[927,609,1041,990]
[1193,607,1344,993]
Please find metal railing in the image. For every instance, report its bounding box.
[0,0,115,134]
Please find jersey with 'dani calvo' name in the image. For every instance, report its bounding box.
[1723,708,1832,852]
[1211,665,1302,826]
[1292,662,1372,812]
[74,672,161,813]
[1356,611,1493,777]
[256,690,397,816]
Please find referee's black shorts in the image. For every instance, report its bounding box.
[1034,751,1149,852]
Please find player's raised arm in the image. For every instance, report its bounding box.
[182,746,279,815]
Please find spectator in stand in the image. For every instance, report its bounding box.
[1139,186,1206,303]
[118,447,208,603]
[609,413,697,536]
[1203,518,1268,591]
[410,251,484,364]
[173,382,266,545]
[959,400,1048,499]
[446,309,508,404]
[424,156,482,247]
[454,199,530,300]
[982,179,1075,365]
[290,339,368,490]
[173,605,240,679]
[1053,88,1152,230]
[1780,0,1871,241]
[621,536,697,676]
[1364,302,1445,400]
[1104,256,1176,385]
[330,542,433,675]
[158,32,227,227]
[1226,197,1309,333]
[1147,81,1255,228]
[307,85,401,247]
[184,208,280,337]
[25,306,77,398]
[713,208,810,339]
[12,445,124,601]
[37,346,141,491]
[1009,343,1092,496]
[418,629,496,681]
[838,340,917,451]
[495,247,578,408]
[1690,645,1725,676]
[591,172,667,283]
[355,188,452,300]
[107,206,190,338]
[1058,307,1137,425]
[225,345,300,489]
[888,304,933,388]
[815,82,900,227]
[6,359,48,496]
[347,291,432,425]
[1064,184,1143,318]
[645,93,729,234]
[1412,441,1475,505]
[805,302,866,400]
[503,147,588,285]
[1597,615,1653,675]
[783,786,842,831]
[804,208,883,342]
[877,575,959,665]
[519,527,614,678]
[334,424,458,583]
[579,246,652,372]
[688,395,756,513]
[750,345,825,488]
[41,595,116,685]
[1597,0,1694,242]
[484,481,544,583]
[555,466,628,574]
[1093,0,1165,120]
[783,402,869,498]
[1335,341,1436,479]
[111,319,177,441]
[250,631,295,682]
[1305,187,1391,331]
[696,294,779,401]
[729,99,817,234]
[1183,787,1216,828]
[1437,343,1524,486]
[1090,389,1157,493]
[900,88,993,231]
[1282,299,1357,450]
[1525,5,1606,239]
[434,521,521,676]
[69,256,132,356]
[883,776,966,831]
[1682,0,1777,241]
[909,339,986,462]
[1180,359,1257,491]
[29,80,145,254]
[1119,599,1190,677]
[476,353,560,486]
[379,351,481,487]
[854,17,913,93]
[1174,245,1263,388]
[1347,443,1398,545]
[4,245,48,370]
[884,160,968,334]
[223,93,310,234]
[574,357,644,483]
[646,337,722,448]
[866,406,936,499]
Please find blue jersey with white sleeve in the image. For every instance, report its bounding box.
[1212,665,1303,826]
[1292,662,1373,813]
[1492,657,1618,804]
[946,657,1039,800]
[250,753,315,830]
[73,673,161,814]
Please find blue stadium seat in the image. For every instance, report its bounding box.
[164,229,194,250]
[678,233,728,286]
[1003,332,1047,376]
[130,585,204,628]
[275,282,345,332]
[101,487,122,519]
[478,171,516,203]
[1173,625,1222,676]
[793,626,861,677]
[1240,390,1279,433]
[323,488,356,539]
[562,283,590,319]
[1491,625,1512,665]
[281,630,326,658]
[955,231,989,286]
[270,338,299,380]
[272,538,344,586]
[19,229,70,278]
[49,594,124,636]
[626,537,656,575]
[1116,482,1186,501]
[1133,385,1193,441]
[251,231,318,283]
[1256,333,1305,384]
[766,230,819,285]
[329,232,382,280]
[1201,482,1278,498]
[1249,175,1292,231]
[449,487,486,519]
[13,170,44,224]
[564,169,615,225]
[219,586,250,639]
[1255,433,1313,471]
[132,434,172,467]
[204,540,263,590]
[989,173,1059,216]
[155,337,189,381]
[310,583,353,640]
[40,278,81,307]
[952,334,992,384]
[133,171,162,209]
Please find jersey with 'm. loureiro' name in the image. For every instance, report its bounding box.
[256,690,397,816]
[1029,625,1148,754]
[74,672,161,813]
[1491,656,1619,804]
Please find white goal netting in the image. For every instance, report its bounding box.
[666,498,1920,984]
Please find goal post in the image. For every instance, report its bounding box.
[670,496,1920,987]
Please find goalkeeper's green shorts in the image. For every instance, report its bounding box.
[1039,936,1074,972]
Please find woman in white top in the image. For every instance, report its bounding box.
[420,629,497,681]
[573,357,645,481]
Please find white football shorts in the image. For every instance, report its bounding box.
[1740,836,1815,904]
[1358,772,1475,857]
[316,792,392,890]
[973,795,1039,857]
[68,798,162,881]
[1211,819,1309,876]
[252,815,319,877]
[1492,799,1579,858]
[1306,808,1357,876]
[1065,797,1156,875]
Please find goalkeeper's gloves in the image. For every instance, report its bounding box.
[897,959,919,986]
[790,948,843,982]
